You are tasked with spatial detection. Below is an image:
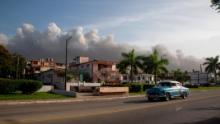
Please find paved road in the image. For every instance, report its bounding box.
[0,90,220,124]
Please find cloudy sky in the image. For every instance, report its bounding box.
[0,0,219,71]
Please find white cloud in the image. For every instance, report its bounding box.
[0,33,8,46]
[2,22,203,71]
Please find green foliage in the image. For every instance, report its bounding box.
[203,56,220,82]
[171,69,190,82]
[19,80,43,94]
[129,83,142,92]
[123,83,155,93]
[0,45,12,78]
[117,49,142,82]
[0,45,26,79]
[140,49,169,82]
[11,54,26,79]
[143,84,155,91]
[0,78,42,94]
[0,78,20,94]
[67,70,79,81]
[184,84,199,88]
[0,92,70,100]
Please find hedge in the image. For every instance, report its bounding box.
[0,78,20,94]
[123,83,155,93]
[184,84,199,88]
[143,84,155,91]
[19,80,43,94]
[0,78,43,94]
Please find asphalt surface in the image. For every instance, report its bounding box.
[0,90,220,124]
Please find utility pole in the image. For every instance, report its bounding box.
[64,36,72,91]
[16,56,20,79]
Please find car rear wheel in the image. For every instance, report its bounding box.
[148,97,153,102]
[181,92,187,99]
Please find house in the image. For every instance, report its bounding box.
[37,69,65,89]
[26,58,65,74]
[69,56,119,83]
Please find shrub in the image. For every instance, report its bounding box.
[122,82,155,92]
[19,80,43,94]
[184,84,199,88]
[0,78,20,94]
[201,83,211,87]
[0,78,43,94]
[143,84,155,91]
[127,83,143,92]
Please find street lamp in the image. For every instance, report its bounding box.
[64,36,72,91]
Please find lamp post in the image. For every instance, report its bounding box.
[64,36,72,91]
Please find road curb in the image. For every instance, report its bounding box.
[0,95,145,105]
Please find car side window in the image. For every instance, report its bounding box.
[171,83,177,87]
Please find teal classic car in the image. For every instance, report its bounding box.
[146,80,189,101]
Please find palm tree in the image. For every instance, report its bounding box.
[141,49,169,83]
[203,56,220,82]
[117,49,142,82]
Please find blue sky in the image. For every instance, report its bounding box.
[1,0,220,59]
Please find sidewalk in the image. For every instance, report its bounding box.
[0,94,145,105]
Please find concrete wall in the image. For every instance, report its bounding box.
[66,82,101,91]
[97,87,129,95]
[37,85,54,92]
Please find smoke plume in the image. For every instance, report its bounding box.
[0,22,202,71]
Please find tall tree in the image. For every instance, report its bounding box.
[211,0,220,11]
[11,53,26,79]
[141,49,169,83]
[117,49,142,82]
[0,45,26,79]
[172,69,190,83]
[0,45,12,78]
[203,56,220,82]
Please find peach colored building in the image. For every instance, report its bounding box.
[69,56,119,83]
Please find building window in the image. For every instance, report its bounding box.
[137,76,141,81]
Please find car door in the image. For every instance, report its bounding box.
[176,83,182,96]
[171,83,180,96]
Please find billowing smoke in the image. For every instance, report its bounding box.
[0,33,8,46]
[0,22,202,71]
[152,45,203,71]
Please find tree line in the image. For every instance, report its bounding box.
[0,45,26,79]
[117,49,220,83]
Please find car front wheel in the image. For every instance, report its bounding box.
[164,93,171,101]
[181,92,187,99]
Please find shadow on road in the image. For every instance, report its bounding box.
[179,117,220,124]
[123,97,186,104]
[191,107,220,111]
[123,99,149,104]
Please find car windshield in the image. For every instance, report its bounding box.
[158,82,172,87]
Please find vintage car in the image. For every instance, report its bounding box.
[146,80,189,101]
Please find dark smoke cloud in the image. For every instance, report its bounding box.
[0,23,202,71]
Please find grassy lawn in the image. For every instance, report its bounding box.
[129,92,145,96]
[190,86,220,91]
[0,92,72,100]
